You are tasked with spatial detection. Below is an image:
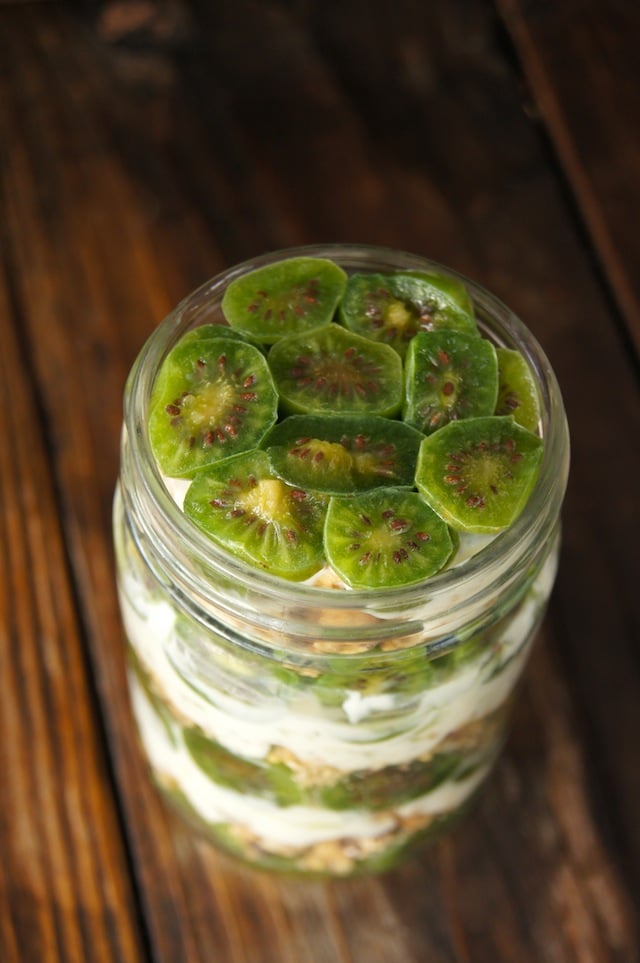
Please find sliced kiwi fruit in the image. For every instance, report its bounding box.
[495,348,541,432]
[221,256,347,344]
[405,270,475,316]
[148,338,278,478]
[339,271,478,358]
[268,323,403,417]
[415,416,543,534]
[324,488,454,589]
[183,449,327,580]
[309,647,436,700]
[263,414,425,494]
[184,727,302,806]
[404,330,499,434]
[179,323,257,347]
[320,750,465,811]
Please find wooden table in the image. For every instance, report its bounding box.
[1,1,639,959]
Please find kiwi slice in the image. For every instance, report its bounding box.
[179,324,256,347]
[183,449,327,580]
[268,324,403,417]
[415,416,543,534]
[148,338,278,478]
[263,414,424,494]
[495,348,541,432]
[320,750,465,811]
[339,271,478,357]
[405,270,475,316]
[184,727,302,806]
[324,488,454,589]
[221,256,347,344]
[404,330,499,434]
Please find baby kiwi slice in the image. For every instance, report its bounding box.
[495,348,541,432]
[404,330,499,434]
[268,324,403,417]
[263,414,425,494]
[320,750,464,811]
[324,488,454,589]
[339,271,478,358]
[405,270,475,316]
[221,256,347,344]
[149,338,278,477]
[184,449,327,580]
[415,416,543,534]
[184,727,302,806]
[179,323,256,347]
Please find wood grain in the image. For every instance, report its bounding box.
[0,224,144,962]
[496,0,640,360]
[0,0,638,960]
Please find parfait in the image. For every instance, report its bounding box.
[114,245,569,876]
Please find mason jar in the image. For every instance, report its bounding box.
[113,245,569,877]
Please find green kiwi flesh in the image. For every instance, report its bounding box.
[185,727,303,806]
[339,272,478,358]
[268,324,403,416]
[148,338,278,477]
[263,414,425,494]
[415,416,544,534]
[183,449,327,580]
[324,488,454,589]
[179,324,257,347]
[495,347,541,432]
[221,257,347,344]
[404,270,475,316]
[404,330,498,434]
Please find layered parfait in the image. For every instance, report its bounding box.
[114,250,564,876]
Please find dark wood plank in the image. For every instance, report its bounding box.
[496,0,640,359]
[1,0,639,960]
[0,232,145,961]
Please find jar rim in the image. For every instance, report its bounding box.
[123,243,569,617]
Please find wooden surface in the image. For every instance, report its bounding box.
[1,1,639,960]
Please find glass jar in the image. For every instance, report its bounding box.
[113,245,569,877]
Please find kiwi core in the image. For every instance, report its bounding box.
[292,353,382,397]
[182,382,235,429]
[239,478,291,521]
[292,439,353,471]
[447,445,520,507]
[385,301,412,330]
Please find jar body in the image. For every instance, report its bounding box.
[114,245,569,877]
